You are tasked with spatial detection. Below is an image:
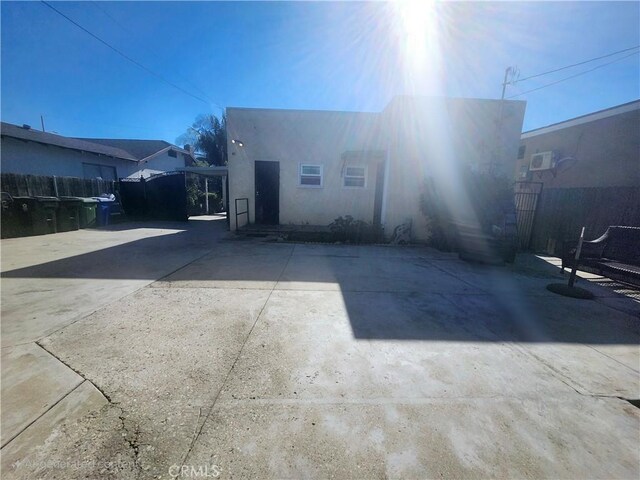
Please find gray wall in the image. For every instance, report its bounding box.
[1,138,187,180]
[1,137,136,179]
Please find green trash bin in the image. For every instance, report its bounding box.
[12,196,59,236]
[77,197,98,228]
[58,197,82,232]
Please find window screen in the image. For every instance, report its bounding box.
[300,164,323,186]
[344,166,366,187]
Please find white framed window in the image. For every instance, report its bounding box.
[299,164,323,187]
[343,166,366,187]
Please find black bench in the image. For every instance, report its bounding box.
[562,226,640,287]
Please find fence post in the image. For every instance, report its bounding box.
[568,226,585,288]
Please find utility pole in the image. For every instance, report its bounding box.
[500,66,515,100]
[40,115,46,132]
[492,66,518,174]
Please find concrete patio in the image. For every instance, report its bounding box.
[1,216,639,479]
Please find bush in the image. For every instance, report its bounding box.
[329,215,382,244]
[420,169,516,253]
[419,178,456,251]
[186,177,225,214]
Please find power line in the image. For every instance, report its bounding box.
[40,1,212,106]
[89,1,223,111]
[514,45,640,84]
[507,50,639,99]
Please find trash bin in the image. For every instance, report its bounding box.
[94,197,114,226]
[3,194,32,238]
[58,197,83,232]
[1,192,19,238]
[12,196,59,236]
[77,197,98,228]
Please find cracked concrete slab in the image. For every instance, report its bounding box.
[2,230,639,479]
[39,286,271,479]
[155,250,292,289]
[1,218,224,347]
[1,343,84,446]
[185,398,640,479]
[214,289,575,402]
[1,381,109,479]
[277,254,483,293]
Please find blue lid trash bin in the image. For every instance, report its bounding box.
[93,195,122,226]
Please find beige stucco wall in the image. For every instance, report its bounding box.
[227,97,526,241]
[382,97,526,241]
[227,108,384,230]
[515,107,640,188]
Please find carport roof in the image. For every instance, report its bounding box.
[176,166,228,177]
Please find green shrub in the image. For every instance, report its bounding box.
[420,169,515,250]
[330,215,382,244]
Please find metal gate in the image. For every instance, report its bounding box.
[119,172,188,222]
[514,181,543,250]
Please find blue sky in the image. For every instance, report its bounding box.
[1,1,638,143]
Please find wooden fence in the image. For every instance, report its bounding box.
[1,173,116,198]
[530,186,640,254]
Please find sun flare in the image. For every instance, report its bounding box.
[394,0,438,70]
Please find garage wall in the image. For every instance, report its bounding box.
[1,137,136,179]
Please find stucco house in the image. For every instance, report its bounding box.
[515,100,640,188]
[0,122,195,180]
[227,96,526,241]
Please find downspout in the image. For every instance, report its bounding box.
[380,142,391,236]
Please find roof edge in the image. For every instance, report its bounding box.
[522,99,640,138]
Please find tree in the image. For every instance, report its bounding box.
[177,113,227,166]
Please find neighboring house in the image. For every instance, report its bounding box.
[515,100,640,188]
[227,96,526,241]
[0,122,195,180]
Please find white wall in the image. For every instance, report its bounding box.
[128,150,188,178]
[227,97,526,240]
[227,108,385,230]
[1,137,136,178]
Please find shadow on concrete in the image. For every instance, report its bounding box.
[2,223,639,345]
[1,219,225,280]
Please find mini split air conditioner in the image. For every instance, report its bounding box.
[529,151,554,171]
